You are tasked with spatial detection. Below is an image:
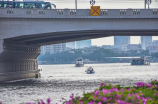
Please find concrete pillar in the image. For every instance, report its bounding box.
[0,42,41,82]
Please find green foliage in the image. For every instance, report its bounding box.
[38,49,116,62]
[151,52,158,58]
[38,48,152,63]
[137,50,149,56]
[63,80,158,104]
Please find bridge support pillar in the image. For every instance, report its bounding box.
[0,42,41,82]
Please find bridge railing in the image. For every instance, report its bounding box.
[0,8,158,18]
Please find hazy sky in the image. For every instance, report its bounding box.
[46,0,158,46]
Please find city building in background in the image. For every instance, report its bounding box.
[66,41,76,49]
[76,39,91,49]
[121,44,129,51]
[146,46,158,54]
[40,43,66,55]
[141,36,152,50]
[152,40,158,46]
[40,46,47,55]
[127,44,141,50]
[40,45,51,55]
[121,44,141,51]
[114,36,130,45]
[50,43,66,54]
[102,45,113,49]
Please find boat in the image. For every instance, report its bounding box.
[131,56,150,65]
[85,67,95,74]
[75,57,84,67]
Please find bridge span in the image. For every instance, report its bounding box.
[0,8,158,81]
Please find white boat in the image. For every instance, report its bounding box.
[75,57,84,67]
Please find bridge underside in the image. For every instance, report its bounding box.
[5,30,158,46]
[1,29,158,82]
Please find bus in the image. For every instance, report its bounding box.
[0,0,56,9]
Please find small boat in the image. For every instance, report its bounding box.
[75,57,84,67]
[85,67,95,74]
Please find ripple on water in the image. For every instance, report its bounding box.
[0,63,158,104]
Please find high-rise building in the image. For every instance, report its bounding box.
[40,46,46,55]
[50,43,66,54]
[76,39,91,49]
[40,45,51,55]
[141,36,152,50]
[114,36,130,45]
[66,41,76,49]
[152,40,158,46]
[40,43,66,55]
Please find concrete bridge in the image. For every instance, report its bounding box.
[0,8,158,81]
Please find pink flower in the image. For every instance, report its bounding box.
[47,98,51,104]
[98,102,102,104]
[102,97,107,101]
[99,83,103,87]
[136,96,141,100]
[88,102,94,104]
[80,101,83,104]
[95,90,99,95]
[41,100,45,104]
[127,94,132,97]
[93,95,96,98]
[66,102,70,104]
[142,98,147,104]
[102,89,108,94]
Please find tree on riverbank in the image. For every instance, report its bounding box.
[38,49,150,63]
[152,52,158,58]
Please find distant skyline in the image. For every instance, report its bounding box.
[46,0,158,46]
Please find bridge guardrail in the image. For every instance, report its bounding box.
[153,9,158,14]
[133,9,140,15]
[0,8,158,18]
[101,9,108,15]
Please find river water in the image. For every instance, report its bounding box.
[0,63,158,104]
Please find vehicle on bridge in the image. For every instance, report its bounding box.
[131,56,150,65]
[0,0,56,9]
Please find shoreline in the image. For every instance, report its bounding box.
[38,62,158,65]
